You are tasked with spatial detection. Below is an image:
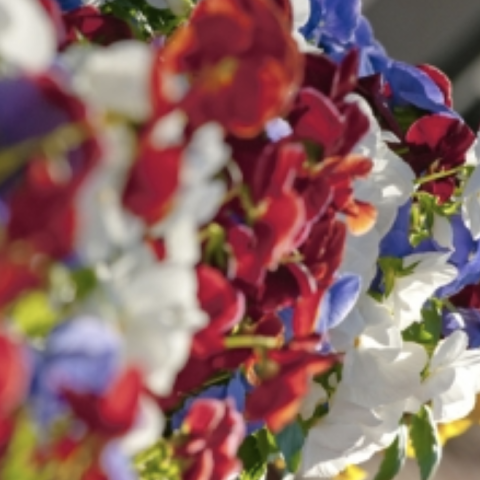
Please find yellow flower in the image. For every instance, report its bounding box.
[334,465,367,480]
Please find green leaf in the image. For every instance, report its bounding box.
[275,420,305,473]
[410,405,442,480]
[373,425,407,480]
[71,268,98,301]
[402,306,441,356]
[393,106,424,134]
[378,257,418,297]
[238,434,267,480]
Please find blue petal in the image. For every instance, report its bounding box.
[54,0,83,12]
[385,61,453,115]
[318,273,361,332]
[278,308,294,343]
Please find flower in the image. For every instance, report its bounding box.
[411,330,480,423]
[383,252,457,330]
[152,0,302,137]
[0,0,56,71]
[175,399,245,480]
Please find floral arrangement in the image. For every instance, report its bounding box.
[1,0,480,478]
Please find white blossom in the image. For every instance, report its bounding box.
[412,330,480,423]
[0,0,55,72]
[65,41,154,122]
[383,252,457,330]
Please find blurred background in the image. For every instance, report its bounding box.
[363,0,480,129]
[361,1,480,477]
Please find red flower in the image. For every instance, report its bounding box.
[227,143,306,287]
[405,114,475,202]
[61,6,133,49]
[417,65,453,108]
[152,0,302,137]
[245,338,337,432]
[450,284,480,310]
[177,399,245,480]
[0,334,29,454]
[122,129,182,225]
[64,368,142,438]
[158,266,247,411]
[192,265,245,357]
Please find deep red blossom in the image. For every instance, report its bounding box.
[450,284,480,310]
[192,265,246,357]
[0,334,29,454]
[228,189,305,287]
[64,368,142,438]
[61,6,133,49]
[417,65,453,108]
[157,267,247,410]
[152,0,302,137]
[176,399,245,480]
[245,337,337,432]
[405,114,475,202]
[122,133,182,225]
[290,50,369,156]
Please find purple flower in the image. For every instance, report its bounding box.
[100,442,138,480]
[30,316,121,425]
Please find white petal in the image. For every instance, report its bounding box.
[0,0,55,72]
[120,396,164,455]
[430,330,468,370]
[432,368,476,422]
[290,0,310,29]
[462,193,480,240]
[70,41,154,121]
[432,213,453,249]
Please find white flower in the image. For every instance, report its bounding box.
[0,0,55,72]
[65,41,154,121]
[299,300,425,478]
[298,385,405,478]
[151,122,231,234]
[291,0,310,31]
[349,95,415,238]
[339,96,415,291]
[432,213,454,249]
[383,252,457,330]
[299,381,328,421]
[103,246,206,396]
[414,330,480,423]
[120,396,164,455]
[329,294,390,352]
[75,125,144,264]
[462,165,480,241]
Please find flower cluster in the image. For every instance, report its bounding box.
[1,0,480,479]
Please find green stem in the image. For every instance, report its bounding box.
[224,335,279,350]
[415,166,464,185]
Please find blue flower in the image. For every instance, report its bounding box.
[382,61,453,115]
[54,0,83,12]
[443,308,480,348]
[30,316,121,425]
[317,274,361,333]
[301,0,361,45]
[278,307,294,343]
[437,215,480,297]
